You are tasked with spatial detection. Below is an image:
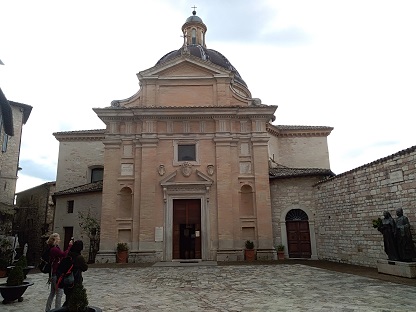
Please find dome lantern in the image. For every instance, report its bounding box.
[181,8,207,48]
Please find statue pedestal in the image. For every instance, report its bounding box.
[377,259,416,278]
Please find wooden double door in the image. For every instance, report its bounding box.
[286,220,311,258]
[172,199,201,260]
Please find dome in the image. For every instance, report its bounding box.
[154,10,247,88]
[155,45,247,87]
[186,15,203,23]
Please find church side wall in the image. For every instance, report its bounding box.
[277,137,330,169]
[315,146,416,267]
[55,141,104,192]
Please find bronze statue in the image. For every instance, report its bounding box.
[395,208,416,262]
[378,211,399,261]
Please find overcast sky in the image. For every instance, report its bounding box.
[1,0,415,193]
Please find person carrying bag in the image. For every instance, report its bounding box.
[56,240,88,307]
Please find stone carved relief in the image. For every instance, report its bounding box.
[181,162,192,177]
[207,165,215,176]
[158,164,166,176]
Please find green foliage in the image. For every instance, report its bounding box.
[117,242,128,252]
[7,265,24,286]
[0,237,12,268]
[78,210,100,238]
[372,218,382,229]
[15,255,28,268]
[0,258,8,269]
[276,244,285,251]
[68,284,89,311]
[245,240,254,250]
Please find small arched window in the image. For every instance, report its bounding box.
[191,29,196,44]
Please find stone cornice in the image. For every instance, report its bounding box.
[94,106,277,122]
[53,129,106,142]
[267,124,333,138]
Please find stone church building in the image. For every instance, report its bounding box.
[52,12,415,267]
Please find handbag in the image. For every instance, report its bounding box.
[38,259,51,274]
[63,271,74,286]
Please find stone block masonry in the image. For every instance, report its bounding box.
[316,146,416,267]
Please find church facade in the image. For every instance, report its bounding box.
[53,12,333,263]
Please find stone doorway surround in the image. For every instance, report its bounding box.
[280,206,318,259]
[161,170,213,261]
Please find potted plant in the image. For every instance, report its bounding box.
[244,240,255,261]
[50,284,102,311]
[116,242,129,263]
[276,244,285,260]
[0,265,34,304]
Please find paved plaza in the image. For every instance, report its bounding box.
[1,262,416,311]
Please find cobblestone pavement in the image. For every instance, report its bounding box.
[1,263,416,311]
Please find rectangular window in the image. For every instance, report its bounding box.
[178,144,196,161]
[91,168,104,182]
[67,200,74,213]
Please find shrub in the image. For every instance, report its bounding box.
[15,255,28,268]
[276,244,285,251]
[116,242,128,252]
[245,240,254,249]
[7,265,24,286]
[68,284,89,311]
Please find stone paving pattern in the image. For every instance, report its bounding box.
[1,264,416,311]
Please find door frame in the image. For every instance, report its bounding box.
[164,194,209,261]
[279,206,318,259]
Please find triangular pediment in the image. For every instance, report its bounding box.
[139,55,231,80]
[158,62,214,78]
[160,169,213,186]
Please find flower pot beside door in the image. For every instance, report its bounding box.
[276,244,285,260]
[244,240,256,261]
[116,243,129,263]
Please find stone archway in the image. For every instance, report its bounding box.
[285,209,311,258]
[280,206,318,259]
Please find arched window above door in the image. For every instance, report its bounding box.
[285,209,308,221]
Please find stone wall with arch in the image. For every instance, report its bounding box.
[270,176,322,259]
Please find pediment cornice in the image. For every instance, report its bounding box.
[267,124,333,137]
[138,54,232,79]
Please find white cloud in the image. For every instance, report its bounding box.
[1,0,415,190]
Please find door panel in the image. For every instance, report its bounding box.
[286,221,311,258]
[173,199,201,259]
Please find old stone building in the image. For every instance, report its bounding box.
[14,182,56,264]
[52,11,332,263]
[0,99,31,235]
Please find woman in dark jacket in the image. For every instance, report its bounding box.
[60,240,88,307]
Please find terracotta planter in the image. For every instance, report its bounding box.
[244,249,256,261]
[116,250,128,263]
[0,281,34,304]
[277,251,285,260]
